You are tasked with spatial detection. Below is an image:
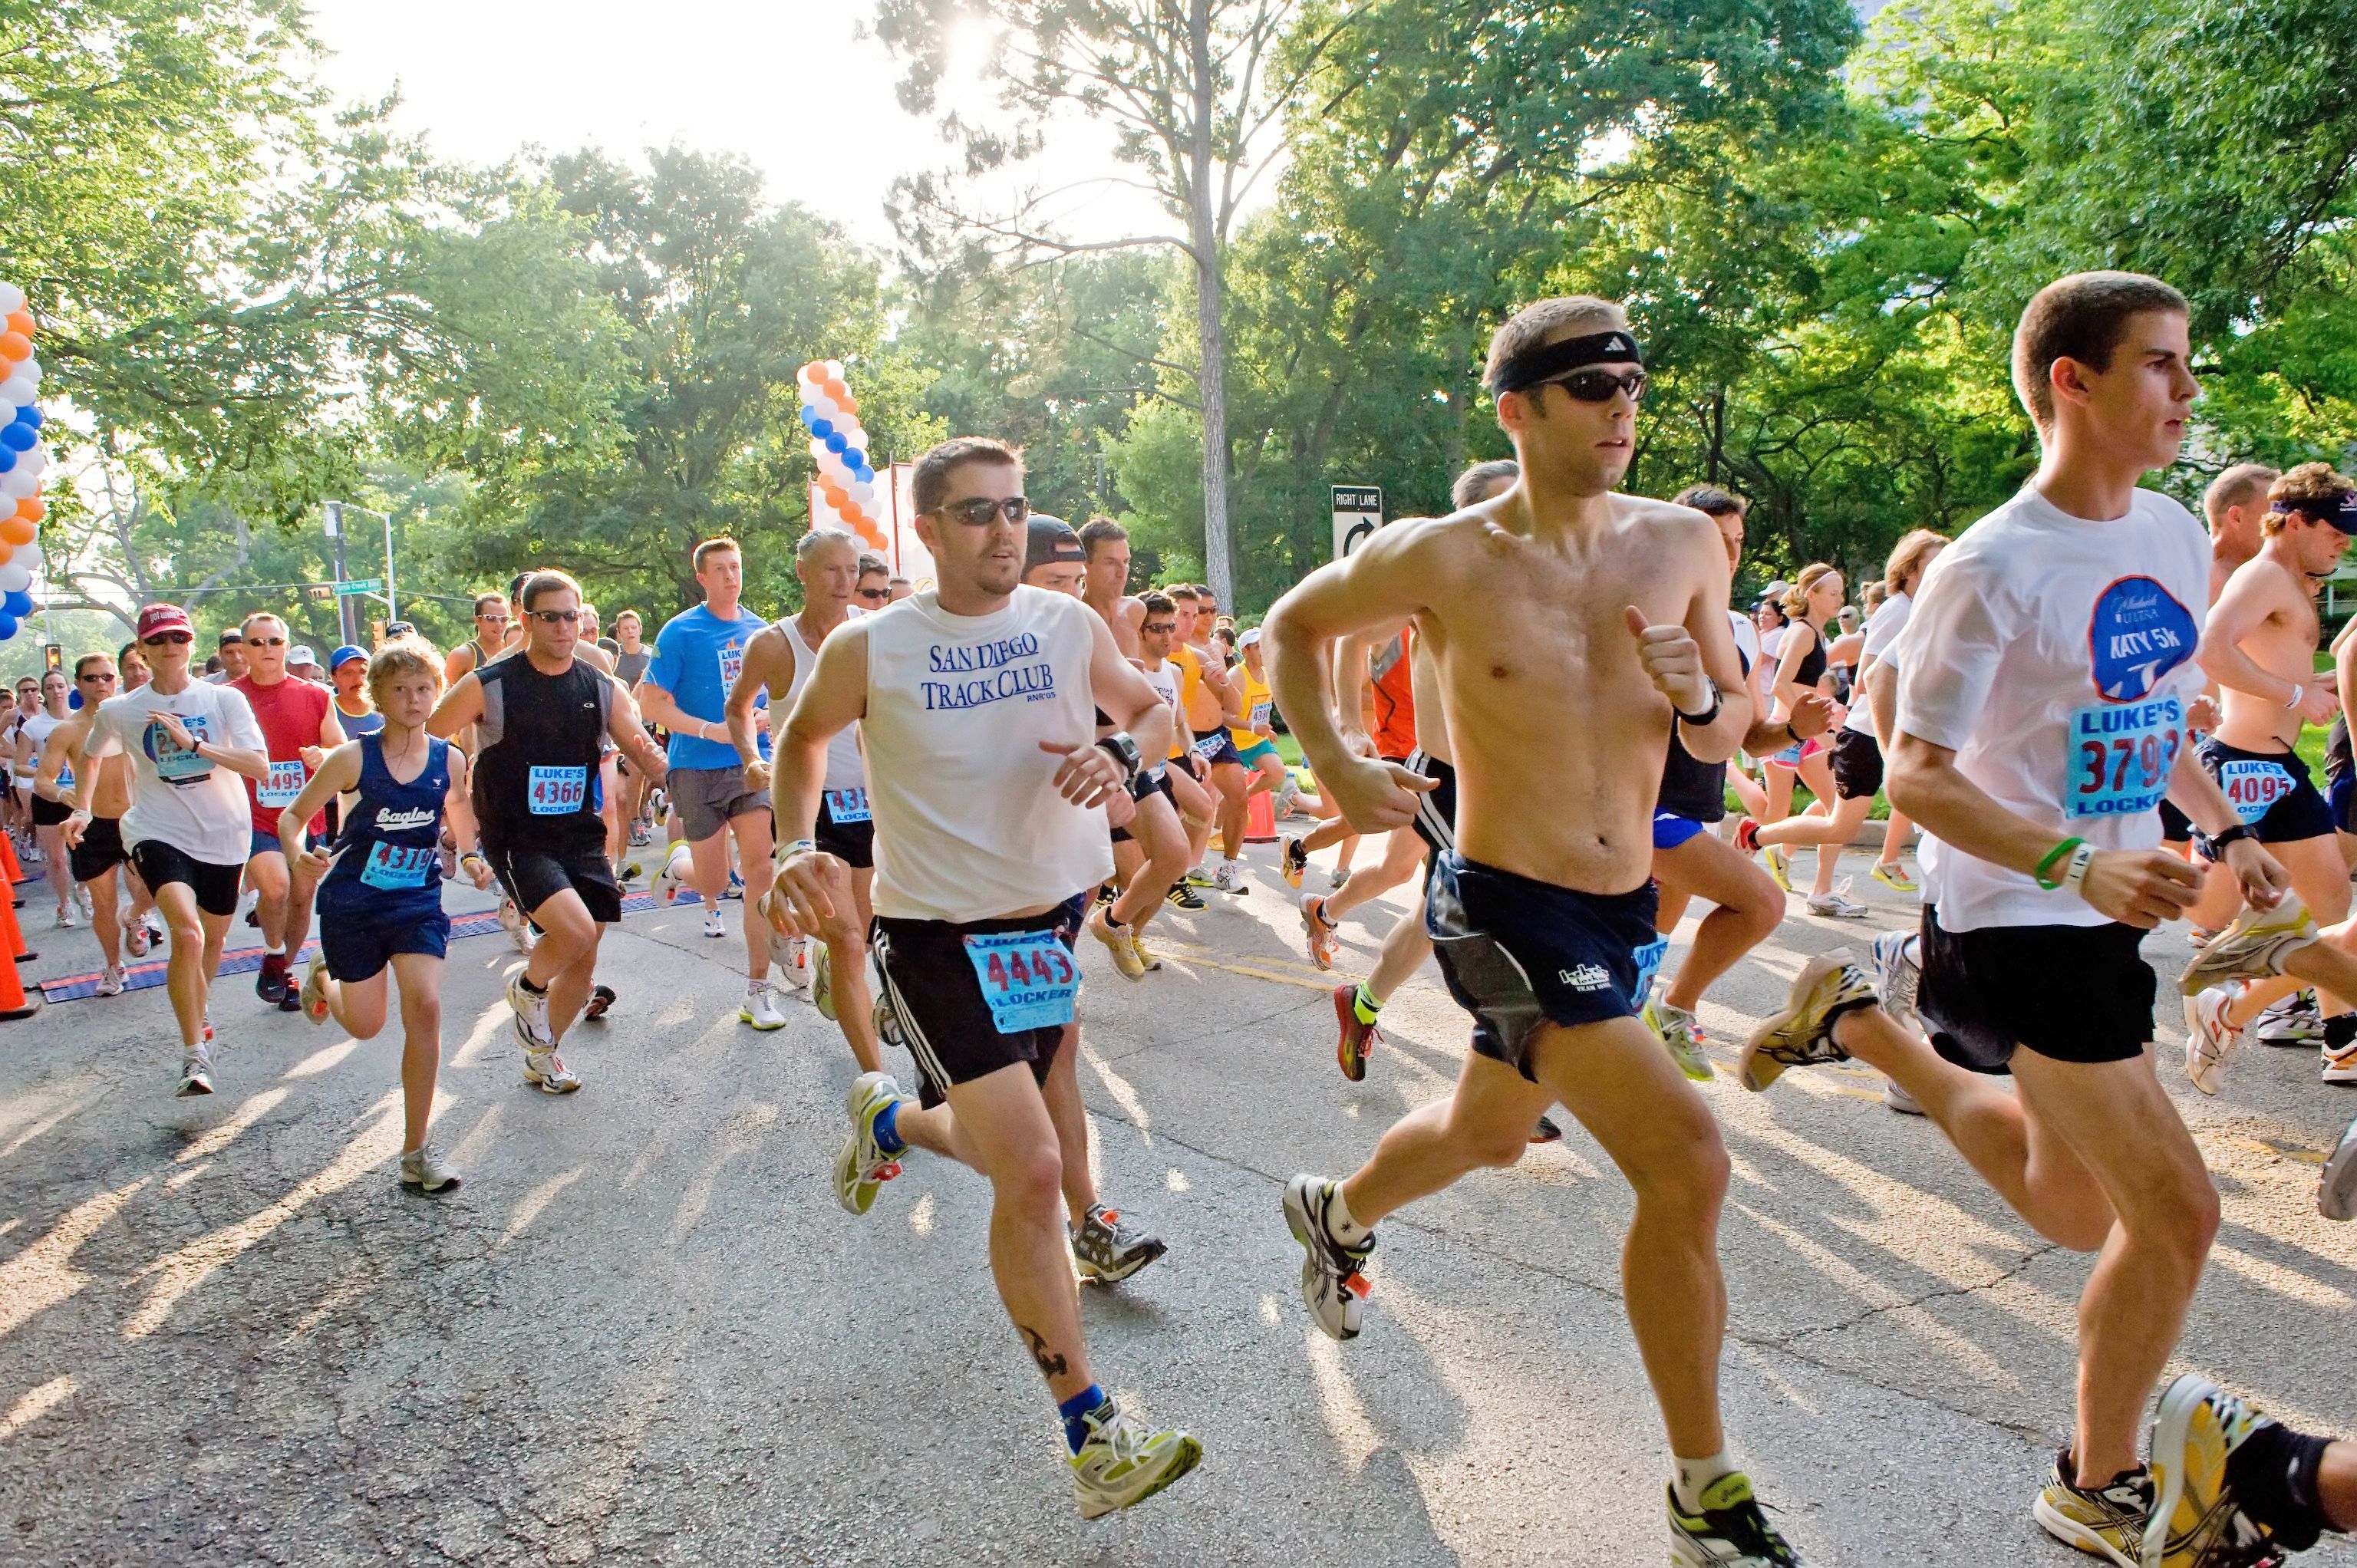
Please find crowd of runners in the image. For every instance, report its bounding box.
[12,267,2357,1563]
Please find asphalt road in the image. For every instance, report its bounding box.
[2,834,2352,1566]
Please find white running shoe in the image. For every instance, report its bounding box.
[2179,894,2318,996]
[496,897,534,955]
[1805,878,1868,919]
[2322,1115,2357,1222]
[72,883,92,920]
[811,942,835,1020]
[1882,1079,1925,1115]
[1870,928,1922,1033]
[1213,860,1249,895]
[176,1048,215,1097]
[523,1048,580,1094]
[1067,1397,1202,1520]
[2323,1035,2357,1085]
[740,981,787,1031]
[2253,989,2322,1046]
[1327,866,1350,890]
[654,843,694,906]
[94,964,126,998]
[506,973,554,1049]
[54,906,74,929]
[2182,983,2247,1096]
[1281,1174,1374,1341]
[836,1071,911,1215]
[701,906,727,940]
[125,918,150,958]
[774,932,813,992]
[399,1142,461,1194]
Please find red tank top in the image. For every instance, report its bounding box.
[1370,627,1416,762]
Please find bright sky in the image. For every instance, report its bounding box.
[299,0,1165,249]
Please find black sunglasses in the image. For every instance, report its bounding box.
[1142,620,1177,634]
[1538,368,1647,404]
[855,587,891,601]
[530,608,581,624]
[931,496,1030,527]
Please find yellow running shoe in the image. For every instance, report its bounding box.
[2180,895,2318,997]
[2032,1448,2155,1567]
[1870,861,1916,893]
[2148,1373,2291,1567]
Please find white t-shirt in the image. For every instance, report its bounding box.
[1891,486,2207,931]
[1843,591,1914,736]
[1728,610,1761,670]
[859,586,1114,923]
[83,680,266,866]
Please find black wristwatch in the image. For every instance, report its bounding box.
[1094,732,1142,783]
[1673,679,1723,729]
[2207,822,2255,852]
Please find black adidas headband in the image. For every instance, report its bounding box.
[1488,329,1645,396]
[2270,493,2357,535]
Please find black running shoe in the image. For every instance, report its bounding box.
[1667,1474,1805,1566]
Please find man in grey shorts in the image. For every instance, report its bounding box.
[633,538,789,1025]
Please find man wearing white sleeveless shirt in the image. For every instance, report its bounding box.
[728,527,882,1051]
[765,437,1201,1519]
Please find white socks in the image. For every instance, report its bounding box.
[1324,1184,1371,1246]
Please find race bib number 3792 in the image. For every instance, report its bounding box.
[961,928,1079,1034]
[2066,696,2183,819]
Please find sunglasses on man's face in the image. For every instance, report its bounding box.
[531,608,580,624]
[80,673,116,684]
[855,587,891,602]
[142,634,194,647]
[1539,368,1648,404]
[248,636,288,648]
[932,496,1030,528]
[1142,620,1177,635]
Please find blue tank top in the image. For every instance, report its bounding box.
[321,733,450,902]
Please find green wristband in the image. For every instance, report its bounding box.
[2033,836,2085,891]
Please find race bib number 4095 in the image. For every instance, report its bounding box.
[961,928,1079,1034]
[2066,696,2183,819]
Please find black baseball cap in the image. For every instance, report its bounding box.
[1024,515,1084,574]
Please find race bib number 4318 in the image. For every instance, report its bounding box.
[2066,696,2183,819]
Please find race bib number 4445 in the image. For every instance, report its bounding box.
[2066,696,2183,819]
[961,928,1079,1034]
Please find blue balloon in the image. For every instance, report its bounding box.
[66,688,82,712]
[826,433,849,455]
[12,405,38,429]
[844,449,865,470]
[809,417,834,442]
[2,590,31,618]
[0,423,32,453]
[0,614,21,641]
[0,447,13,473]
[797,406,816,430]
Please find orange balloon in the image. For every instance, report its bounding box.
[839,501,866,524]
[14,497,42,523]
[0,542,15,567]
[4,312,31,339]
[836,393,859,417]
[0,333,28,364]
[0,517,32,547]
[825,380,849,404]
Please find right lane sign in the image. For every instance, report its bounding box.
[1331,485,1382,561]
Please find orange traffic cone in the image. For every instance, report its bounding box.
[0,878,35,965]
[0,830,25,884]
[1246,788,1277,844]
[0,932,38,1019]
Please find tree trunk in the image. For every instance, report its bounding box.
[1187,0,1234,611]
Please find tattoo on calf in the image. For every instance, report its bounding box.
[1019,1325,1068,1379]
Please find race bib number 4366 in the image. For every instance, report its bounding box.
[2066,696,2183,819]
[528,765,588,815]
[961,928,1079,1034]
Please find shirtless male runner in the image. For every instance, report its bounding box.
[727,527,883,1065]
[1265,298,1803,1567]
[2162,464,2277,861]
[1741,271,2357,1564]
[1077,517,1193,953]
[2183,463,2357,1089]
[766,436,1195,1517]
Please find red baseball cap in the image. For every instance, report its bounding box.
[136,603,194,641]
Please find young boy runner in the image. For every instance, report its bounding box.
[1740,271,2355,1564]
[69,604,271,1095]
[285,638,494,1193]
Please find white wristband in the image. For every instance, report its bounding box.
[2061,842,2097,900]
[2288,683,2305,711]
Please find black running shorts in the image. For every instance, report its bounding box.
[483,841,622,925]
[1426,852,1664,1082]
[130,838,243,918]
[1405,749,1456,860]
[69,815,131,884]
[1829,727,1884,802]
[815,789,875,870]
[1915,906,2153,1072]
[871,894,1087,1109]
[2192,736,2335,848]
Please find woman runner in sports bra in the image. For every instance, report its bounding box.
[282,638,494,1194]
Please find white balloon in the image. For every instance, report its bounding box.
[0,564,31,594]
[0,283,20,315]
[0,469,32,500]
[12,358,37,389]
[823,359,845,380]
[0,383,29,410]
[852,481,875,504]
[16,446,45,480]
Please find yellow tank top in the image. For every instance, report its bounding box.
[1228,666,1274,749]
